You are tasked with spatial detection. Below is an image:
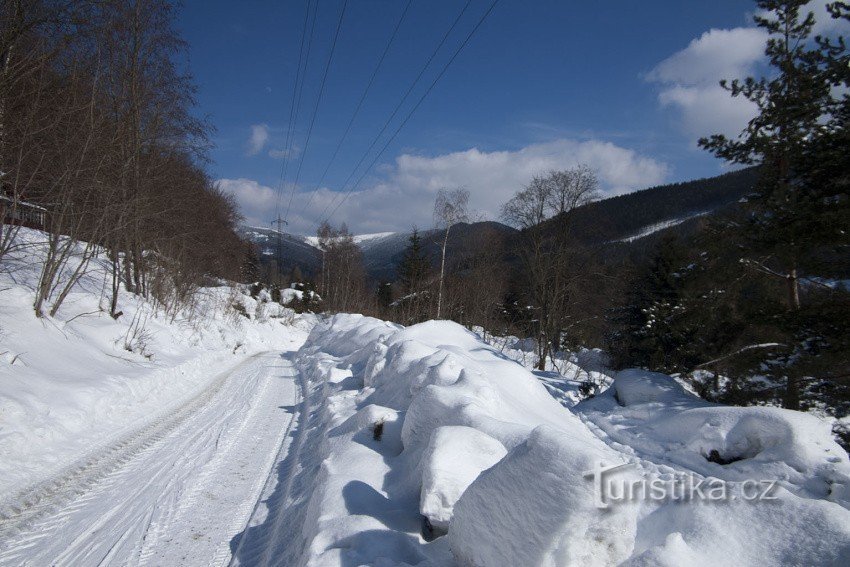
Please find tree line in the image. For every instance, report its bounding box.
[0,0,247,319]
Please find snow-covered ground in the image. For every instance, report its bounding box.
[615,210,710,243]
[0,229,304,499]
[480,331,614,406]
[3,228,850,566]
[290,314,850,566]
[0,229,316,565]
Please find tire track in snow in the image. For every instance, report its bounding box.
[0,351,301,567]
[229,357,334,567]
[0,353,257,540]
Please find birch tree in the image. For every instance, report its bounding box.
[433,187,468,319]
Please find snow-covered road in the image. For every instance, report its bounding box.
[0,351,302,567]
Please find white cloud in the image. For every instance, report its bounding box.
[219,139,669,235]
[647,27,767,87]
[246,123,270,156]
[647,28,765,141]
[217,178,280,227]
[657,83,760,141]
[648,1,850,143]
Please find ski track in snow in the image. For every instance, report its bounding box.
[0,351,302,567]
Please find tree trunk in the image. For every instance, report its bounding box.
[787,266,800,310]
[437,225,449,319]
[536,337,548,371]
[783,372,800,411]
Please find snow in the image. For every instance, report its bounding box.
[280,287,303,304]
[352,231,396,244]
[577,369,850,506]
[615,210,710,243]
[293,314,850,566]
[0,352,305,565]
[303,231,396,249]
[4,227,850,566]
[0,228,305,500]
[451,425,640,567]
[419,426,507,532]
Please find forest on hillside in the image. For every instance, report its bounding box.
[0,0,249,320]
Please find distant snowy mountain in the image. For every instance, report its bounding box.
[240,222,516,281]
[302,231,397,249]
[238,226,321,275]
[239,167,760,281]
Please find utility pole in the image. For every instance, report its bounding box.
[271,215,287,286]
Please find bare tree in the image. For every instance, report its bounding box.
[446,224,507,337]
[1,0,245,323]
[433,187,468,319]
[546,165,598,215]
[501,166,599,369]
[316,222,368,313]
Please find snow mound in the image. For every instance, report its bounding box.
[294,315,850,566]
[613,368,695,406]
[420,426,507,532]
[451,425,639,567]
[579,369,850,506]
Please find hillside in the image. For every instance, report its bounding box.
[240,221,518,282]
[238,226,322,276]
[562,166,759,245]
[240,168,759,283]
[360,221,517,281]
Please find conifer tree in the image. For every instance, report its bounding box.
[396,227,432,323]
[611,235,695,373]
[699,0,846,311]
[398,228,430,295]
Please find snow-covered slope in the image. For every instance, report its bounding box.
[291,314,850,566]
[0,229,307,500]
[615,210,711,243]
[303,231,397,248]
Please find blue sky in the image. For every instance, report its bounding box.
[176,0,842,235]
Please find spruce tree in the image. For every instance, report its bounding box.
[698,1,850,410]
[611,235,695,373]
[398,228,430,295]
[396,228,432,323]
[698,0,845,311]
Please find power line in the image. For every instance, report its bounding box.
[284,0,350,223]
[299,0,415,217]
[322,0,500,225]
[311,0,474,225]
[276,0,319,218]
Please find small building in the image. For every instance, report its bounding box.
[1,192,48,229]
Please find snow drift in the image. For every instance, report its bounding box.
[294,314,850,566]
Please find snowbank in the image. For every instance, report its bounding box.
[578,369,850,506]
[294,316,628,564]
[0,229,308,499]
[294,314,850,566]
[451,424,639,567]
[419,426,506,532]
